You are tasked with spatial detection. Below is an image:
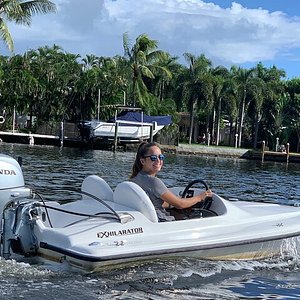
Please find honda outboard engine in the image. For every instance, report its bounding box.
[0,154,38,259]
[0,154,31,229]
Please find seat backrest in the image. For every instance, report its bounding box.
[81,175,113,202]
[113,181,158,223]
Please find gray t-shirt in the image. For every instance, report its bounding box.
[131,171,175,222]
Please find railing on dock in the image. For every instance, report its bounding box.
[261,141,290,163]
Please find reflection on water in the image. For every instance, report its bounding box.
[0,143,300,299]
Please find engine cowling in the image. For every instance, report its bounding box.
[0,154,25,189]
[0,154,31,232]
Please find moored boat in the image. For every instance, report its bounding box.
[89,107,172,142]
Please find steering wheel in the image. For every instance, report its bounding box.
[181,179,217,217]
[181,179,209,198]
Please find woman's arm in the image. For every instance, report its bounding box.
[161,189,213,209]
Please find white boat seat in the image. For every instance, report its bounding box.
[81,175,113,202]
[114,181,159,223]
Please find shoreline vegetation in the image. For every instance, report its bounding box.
[0,3,299,156]
[0,38,300,154]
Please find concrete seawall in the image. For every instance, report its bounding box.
[161,144,250,158]
[160,144,300,163]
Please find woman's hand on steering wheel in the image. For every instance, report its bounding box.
[199,189,213,202]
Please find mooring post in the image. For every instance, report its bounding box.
[60,121,64,147]
[261,140,265,162]
[28,133,34,145]
[235,134,238,148]
[286,143,290,163]
[150,122,155,143]
[113,122,119,152]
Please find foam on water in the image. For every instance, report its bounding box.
[0,257,52,277]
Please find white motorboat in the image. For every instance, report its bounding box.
[1,153,300,272]
[91,110,172,141]
[92,120,164,140]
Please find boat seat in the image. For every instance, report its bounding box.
[114,181,158,223]
[81,175,113,202]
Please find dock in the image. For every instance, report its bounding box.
[0,131,61,146]
[0,131,88,148]
[247,150,300,164]
[240,141,300,164]
[1,131,299,163]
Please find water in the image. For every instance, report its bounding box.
[1,143,300,299]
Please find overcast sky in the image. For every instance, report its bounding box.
[3,0,300,78]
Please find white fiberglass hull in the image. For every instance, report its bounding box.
[92,122,164,139]
[32,196,300,271]
[37,238,289,271]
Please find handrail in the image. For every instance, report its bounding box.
[30,186,122,225]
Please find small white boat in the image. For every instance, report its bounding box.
[1,153,300,272]
[91,110,172,141]
[92,120,165,141]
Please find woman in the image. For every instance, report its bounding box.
[130,142,213,222]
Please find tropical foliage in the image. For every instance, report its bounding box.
[0,0,56,52]
[0,33,299,151]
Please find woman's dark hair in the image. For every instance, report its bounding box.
[130,142,158,178]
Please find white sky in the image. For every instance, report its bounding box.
[3,0,300,78]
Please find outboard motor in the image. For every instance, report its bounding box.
[0,154,35,258]
[0,154,31,231]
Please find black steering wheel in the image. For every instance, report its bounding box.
[181,179,209,198]
[181,179,217,217]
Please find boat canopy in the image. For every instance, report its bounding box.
[109,111,172,126]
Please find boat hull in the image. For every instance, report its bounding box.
[92,122,164,140]
[36,235,298,271]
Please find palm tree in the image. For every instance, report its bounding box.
[232,67,255,147]
[285,78,300,151]
[0,0,56,52]
[250,77,265,148]
[150,53,176,102]
[81,54,99,71]
[290,94,300,151]
[249,63,285,148]
[211,66,230,145]
[123,32,170,107]
[182,53,213,144]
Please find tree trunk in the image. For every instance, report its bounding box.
[216,97,221,145]
[229,116,234,146]
[188,100,195,144]
[238,89,246,148]
[253,111,262,149]
[211,108,216,144]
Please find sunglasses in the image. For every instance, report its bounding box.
[144,154,165,161]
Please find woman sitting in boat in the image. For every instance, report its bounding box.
[130,142,212,222]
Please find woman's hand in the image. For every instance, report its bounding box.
[199,189,213,202]
[161,189,213,210]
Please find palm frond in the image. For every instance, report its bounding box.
[0,19,14,51]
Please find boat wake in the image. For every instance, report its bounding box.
[0,257,51,277]
[0,238,300,299]
[80,237,300,299]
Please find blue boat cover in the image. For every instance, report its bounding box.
[109,111,172,126]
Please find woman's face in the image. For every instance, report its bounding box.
[140,145,164,176]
